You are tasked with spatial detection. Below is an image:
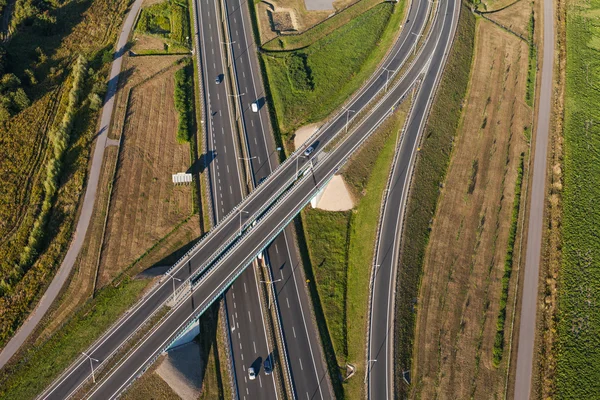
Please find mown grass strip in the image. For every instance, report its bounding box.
[343,104,409,398]
[392,6,476,396]
[492,152,524,365]
[0,278,150,400]
[302,209,352,361]
[262,0,382,51]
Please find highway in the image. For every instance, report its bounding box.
[366,0,460,397]
[38,0,457,395]
[513,0,555,395]
[195,0,280,398]
[222,0,334,397]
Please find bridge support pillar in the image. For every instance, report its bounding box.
[310,186,326,208]
[167,319,200,351]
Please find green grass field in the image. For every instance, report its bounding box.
[302,209,351,360]
[301,103,409,398]
[556,0,600,397]
[392,6,475,396]
[262,0,382,51]
[136,0,191,46]
[262,1,405,136]
[0,279,150,400]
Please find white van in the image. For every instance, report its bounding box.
[251,102,259,113]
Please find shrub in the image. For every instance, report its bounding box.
[174,61,192,143]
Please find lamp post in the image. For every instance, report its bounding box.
[383,67,397,92]
[260,278,281,309]
[82,352,99,383]
[165,271,181,300]
[365,359,377,383]
[239,209,249,235]
[228,92,245,121]
[342,105,355,133]
[411,32,424,57]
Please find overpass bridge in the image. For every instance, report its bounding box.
[38,0,458,395]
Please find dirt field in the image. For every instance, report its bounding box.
[39,55,196,337]
[412,18,530,399]
[97,61,195,287]
[485,0,533,38]
[256,0,359,43]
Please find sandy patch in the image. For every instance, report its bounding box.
[294,123,320,149]
[315,175,354,211]
[156,341,203,400]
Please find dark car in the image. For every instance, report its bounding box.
[264,357,272,375]
[215,74,223,84]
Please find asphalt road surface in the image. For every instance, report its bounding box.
[513,0,555,396]
[195,0,279,398]
[366,0,460,397]
[0,0,144,369]
[222,0,334,397]
[39,0,453,395]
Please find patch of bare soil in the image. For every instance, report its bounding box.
[271,10,297,32]
[256,0,358,42]
[156,341,203,400]
[412,19,530,399]
[315,175,355,211]
[293,122,320,149]
[133,34,167,52]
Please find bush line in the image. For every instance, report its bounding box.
[3,56,88,296]
[525,10,536,106]
[174,60,193,143]
[492,152,525,365]
[392,6,476,396]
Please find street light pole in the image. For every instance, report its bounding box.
[383,67,396,92]
[411,32,424,57]
[82,352,99,383]
[342,106,355,133]
[365,359,377,383]
[260,279,281,309]
[165,271,181,300]
[239,209,249,235]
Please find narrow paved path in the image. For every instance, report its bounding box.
[0,0,143,368]
[513,0,555,396]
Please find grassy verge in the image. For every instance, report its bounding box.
[136,0,191,47]
[302,209,352,360]
[556,0,600,396]
[299,101,409,398]
[392,5,475,396]
[261,0,405,136]
[526,10,536,106]
[262,0,382,51]
[493,152,525,365]
[0,278,151,400]
[343,104,409,398]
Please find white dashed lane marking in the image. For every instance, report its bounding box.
[293,326,296,338]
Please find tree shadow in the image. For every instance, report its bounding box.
[102,67,135,106]
[6,0,93,102]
